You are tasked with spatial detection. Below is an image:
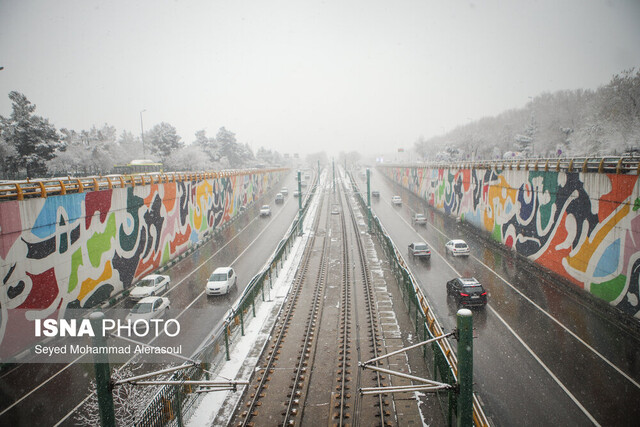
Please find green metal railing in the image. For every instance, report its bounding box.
[134,177,319,427]
[348,172,490,427]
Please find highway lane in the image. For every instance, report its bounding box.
[0,171,317,426]
[362,169,640,426]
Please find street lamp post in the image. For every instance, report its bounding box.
[140,109,146,156]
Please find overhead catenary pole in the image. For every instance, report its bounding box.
[332,159,335,193]
[297,170,303,235]
[366,168,372,232]
[89,312,115,427]
[456,308,473,427]
[140,109,147,156]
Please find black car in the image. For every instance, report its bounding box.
[372,190,380,197]
[446,277,487,307]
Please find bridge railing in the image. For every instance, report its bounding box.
[0,168,289,201]
[348,172,490,427]
[133,174,319,427]
[383,155,640,174]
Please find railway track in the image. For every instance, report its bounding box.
[232,172,412,426]
[235,183,331,426]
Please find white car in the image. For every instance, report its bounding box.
[126,296,170,322]
[412,213,427,225]
[280,187,288,195]
[445,239,470,256]
[206,267,237,296]
[129,274,170,300]
[391,196,402,206]
[260,205,271,216]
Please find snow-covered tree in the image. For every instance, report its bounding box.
[165,143,216,171]
[0,135,19,179]
[146,122,183,162]
[0,91,61,178]
[47,125,131,176]
[194,129,220,164]
[117,130,144,161]
[216,127,254,167]
[411,69,640,160]
[256,147,284,166]
[47,128,87,176]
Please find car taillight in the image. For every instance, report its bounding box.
[481,292,487,296]
[460,293,469,297]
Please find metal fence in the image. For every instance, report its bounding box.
[383,155,640,175]
[134,176,318,427]
[348,172,490,427]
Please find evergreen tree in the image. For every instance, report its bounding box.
[0,91,61,178]
[216,127,245,167]
[146,122,183,162]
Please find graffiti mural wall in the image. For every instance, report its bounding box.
[380,166,640,318]
[0,171,284,358]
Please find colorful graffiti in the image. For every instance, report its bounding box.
[0,171,283,358]
[382,166,640,318]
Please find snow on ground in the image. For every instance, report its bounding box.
[186,174,325,426]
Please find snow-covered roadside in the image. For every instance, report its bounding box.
[186,174,325,426]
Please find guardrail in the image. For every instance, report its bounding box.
[348,172,490,427]
[134,175,318,427]
[0,168,289,201]
[383,156,640,174]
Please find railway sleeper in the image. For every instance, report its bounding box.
[332,393,351,402]
[332,410,351,419]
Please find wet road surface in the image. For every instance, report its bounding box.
[363,170,640,426]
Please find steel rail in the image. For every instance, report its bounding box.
[341,173,387,427]
[242,191,324,427]
[334,180,354,426]
[240,191,327,426]
[281,192,332,426]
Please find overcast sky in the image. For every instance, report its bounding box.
[1,0,639,158]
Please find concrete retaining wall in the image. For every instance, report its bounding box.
[380,165,640,319]
[0,170,285,358]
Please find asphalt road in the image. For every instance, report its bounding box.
[0,171,316,426]
[362,169,640,426]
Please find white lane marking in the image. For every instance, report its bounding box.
[0,354,86,417]
[487,305,601,426]
[53,392,94,427]
[474,256,640,390]
[53,194,293,425]
[151,195,292,296]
